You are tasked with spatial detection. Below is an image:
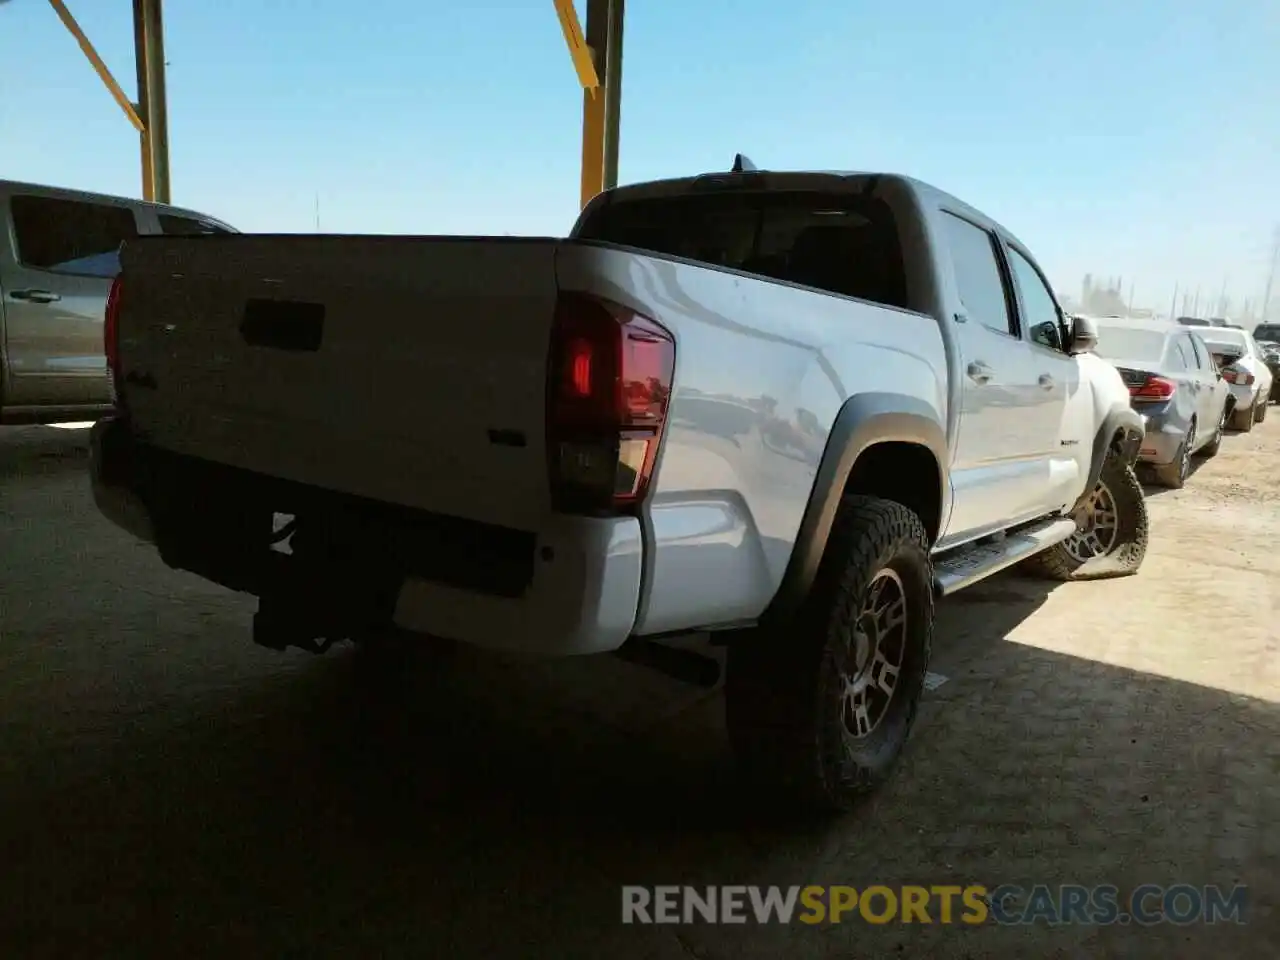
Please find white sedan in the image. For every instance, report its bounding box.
[1199,328,1274,431]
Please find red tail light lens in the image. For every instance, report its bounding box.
[1222,369,1254,386]
[1129,375,1175,400]
[547,292,675,515]
[104,275,123,395]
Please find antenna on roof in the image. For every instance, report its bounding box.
[731,154,757,174]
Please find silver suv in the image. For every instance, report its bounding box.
[0,179,234,424]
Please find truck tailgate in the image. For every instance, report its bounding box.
[116,236,560,531]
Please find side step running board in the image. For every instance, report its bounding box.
[932,517,1078,597]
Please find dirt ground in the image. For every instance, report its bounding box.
[0,418,1276,958]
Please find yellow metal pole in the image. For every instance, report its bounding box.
[579,0,609,209]
[132,0,154,200]
[47,0,145,132]
[133,0,171,203]
[601,0,624,192]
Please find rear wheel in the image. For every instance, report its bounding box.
[1256,398,1268,422]
[1022,454,1148,581]
[1200,405,1227,458]
[1153,422,1194,488]
[1230,398,1256,432]
[725,495,933,816]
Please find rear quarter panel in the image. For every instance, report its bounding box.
[557,244,947,634]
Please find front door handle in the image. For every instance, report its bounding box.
[1038,373,1055,390]
[967,361,993,384]
[9,289,61,304]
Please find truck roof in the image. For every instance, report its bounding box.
[596,169,1038,258]
[0,177,233,229]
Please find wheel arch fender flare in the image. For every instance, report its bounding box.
[1073,402,1144,514]
[763,392,948,621]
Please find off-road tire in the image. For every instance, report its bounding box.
[725,495,934,816]
[1153,421,1194,489]
[1023,455,1148,582]
[1256,398,1268,422]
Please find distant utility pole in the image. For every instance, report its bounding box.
[314,193,321,232]
[1169,283,1179,321]
[1262,225,1280,322]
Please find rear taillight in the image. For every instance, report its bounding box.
[1129,375,1175,400]
[547,292,675,515]
[104,275,123,375]
[1222,369,1254,386]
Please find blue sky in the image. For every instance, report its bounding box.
[2,0,1277,312]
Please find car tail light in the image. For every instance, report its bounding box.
[104,275,123,375]
[1129,375,1175,400]
[546,291,675,515]
[1222,369,1254,386]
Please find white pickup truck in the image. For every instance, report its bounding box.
[91,160,1148,814]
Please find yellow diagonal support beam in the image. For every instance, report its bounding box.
[554,0,600,92]
[48,0,144,132]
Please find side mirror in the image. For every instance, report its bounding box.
[1068,314,1098,355]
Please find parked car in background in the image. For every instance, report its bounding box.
[1252,322,1280,344]
[1176,316,1211,327]
[1091,316,1233,488]
[0,179,235,425]
[1197,327,1274,431]
[91,163,1150,814]
[1252,337,1280,402]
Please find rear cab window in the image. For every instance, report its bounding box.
[10,194,138,279]
[573,187,909,311]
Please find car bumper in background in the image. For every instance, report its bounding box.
[1134,408,1184,466]
[1228,383,1258,411]
[90,416,644,656]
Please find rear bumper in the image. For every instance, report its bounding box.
[1134,411,1185,466]
[90,417,644,656]
[1228,383,1258,411]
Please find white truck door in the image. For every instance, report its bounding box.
[1003,243,1087,513]
[937,212,1050,541]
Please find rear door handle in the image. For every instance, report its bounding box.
[967,361,993,384]
[9,289,61,304]
[1038,373,1055,390]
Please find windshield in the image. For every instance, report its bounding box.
[575,187,909,310]
[1093,325,1168,363]
[1254,324,1280,342]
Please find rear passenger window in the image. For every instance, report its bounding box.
[1186,335,1210,371]
[1170,340,1191,369]
[941,212,1016,337]
[575,188,910,310]
[10,195,137,278]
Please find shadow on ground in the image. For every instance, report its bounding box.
[1,570,1274,959]
[0,425,92,481]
